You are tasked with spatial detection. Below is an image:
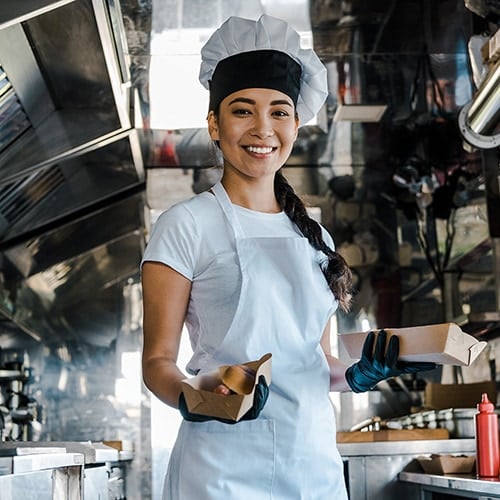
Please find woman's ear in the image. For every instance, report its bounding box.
[207,111,219,141]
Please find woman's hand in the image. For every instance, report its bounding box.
[179,375,269,424]
[345,330,437,393]
[213,384,232,395]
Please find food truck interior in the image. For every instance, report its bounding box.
[0,0,499,498]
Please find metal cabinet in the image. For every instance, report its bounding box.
[0,452,84,500]
[339,439,476,500]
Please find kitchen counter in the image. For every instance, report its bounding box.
[338,439,476,500]
[338,438,476,457]
[0,449,84,500]
[0,441,128,465]
[0,441,132,499]
[0,451,83,475]
[399,471,500,498]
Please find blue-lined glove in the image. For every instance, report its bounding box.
[345,330,437,393]
[179,375,269,424]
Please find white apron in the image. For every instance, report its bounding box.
[163,182,348,500]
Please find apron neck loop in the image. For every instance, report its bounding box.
[212,181,245,239]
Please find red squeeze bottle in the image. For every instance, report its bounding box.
[475,393,500,477]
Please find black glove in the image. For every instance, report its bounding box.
[345,329,437,393]
[179,375,269,424]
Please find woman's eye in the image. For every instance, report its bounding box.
[273,110,290,117]
[232,108,251,115]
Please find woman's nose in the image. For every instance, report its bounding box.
[250,115,274,138]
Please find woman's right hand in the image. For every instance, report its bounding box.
[213,384,232,395]
[179,375,269,424]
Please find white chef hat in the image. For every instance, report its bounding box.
[199,14,328,125]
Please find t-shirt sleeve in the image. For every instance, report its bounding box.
[141,203,199,280]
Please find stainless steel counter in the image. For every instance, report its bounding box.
[0,441,132,499]
[338,439,476,500]
[0,441,122,465]
[338,438,476,456]
[0,451,83,474]
[399,471,500,498]
[0,452,84,500]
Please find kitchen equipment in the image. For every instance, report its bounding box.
[437,408,478,438]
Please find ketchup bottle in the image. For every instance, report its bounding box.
[475,393,500,477]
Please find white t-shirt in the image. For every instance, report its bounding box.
[142,190,335,374]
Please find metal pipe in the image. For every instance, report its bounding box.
[468,60,500,135]
[459,60,500,149]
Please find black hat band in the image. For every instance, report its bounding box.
[208,50,302,112]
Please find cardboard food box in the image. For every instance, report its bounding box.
[337,428,449,443]
[338,323,487,366]
[417,454,475,474]
[424,381,497,409]
[181,353,272,422]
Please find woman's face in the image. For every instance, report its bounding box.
[208,88,299,181]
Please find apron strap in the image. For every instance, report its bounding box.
[212,181,245,239]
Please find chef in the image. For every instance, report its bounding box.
[141,14,435,499]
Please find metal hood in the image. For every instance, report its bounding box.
[0,0,146,346]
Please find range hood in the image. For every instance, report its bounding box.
[0,0,146,346]
[0,193,145,346]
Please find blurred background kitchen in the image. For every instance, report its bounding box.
[0,0,499,498]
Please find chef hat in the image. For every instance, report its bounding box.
[199,14,328,124]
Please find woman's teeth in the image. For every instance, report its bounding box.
[246,146,274,154]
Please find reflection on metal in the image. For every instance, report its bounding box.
[459,58,500,149]
[467,149,500,335]
[467,61,500,135]
[333,104,387,122]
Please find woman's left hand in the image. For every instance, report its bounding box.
[345,330,437,393]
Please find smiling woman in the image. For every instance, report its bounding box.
[141,15,354,499]
[140,13,431,500]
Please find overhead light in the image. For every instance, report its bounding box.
[333,104,387,122]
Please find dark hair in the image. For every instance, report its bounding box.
[274,170,353,312]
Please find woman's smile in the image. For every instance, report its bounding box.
[244,145,277,156]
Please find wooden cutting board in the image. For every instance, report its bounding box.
[337,428,449,443]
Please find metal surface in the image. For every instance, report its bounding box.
[459,56,500,149]
[0,0,146,348]
[12,452,83,474]
[339,439,476,500]
[0,0,76,30]
[0,441,120,463]
[0,464,83,500]
[83,465,109,500]
[338,438,476,457]
[399,471,500,498]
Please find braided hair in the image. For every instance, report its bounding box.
[274,170,353,312]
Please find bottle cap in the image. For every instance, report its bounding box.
[477,392,495,412]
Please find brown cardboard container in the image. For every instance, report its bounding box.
[417,454,475,474]
[337,428,449,443]
[180,353,272,422]
[424,381,497,409]
[338,323,487,366]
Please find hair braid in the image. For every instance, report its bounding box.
[274,170,353,312]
